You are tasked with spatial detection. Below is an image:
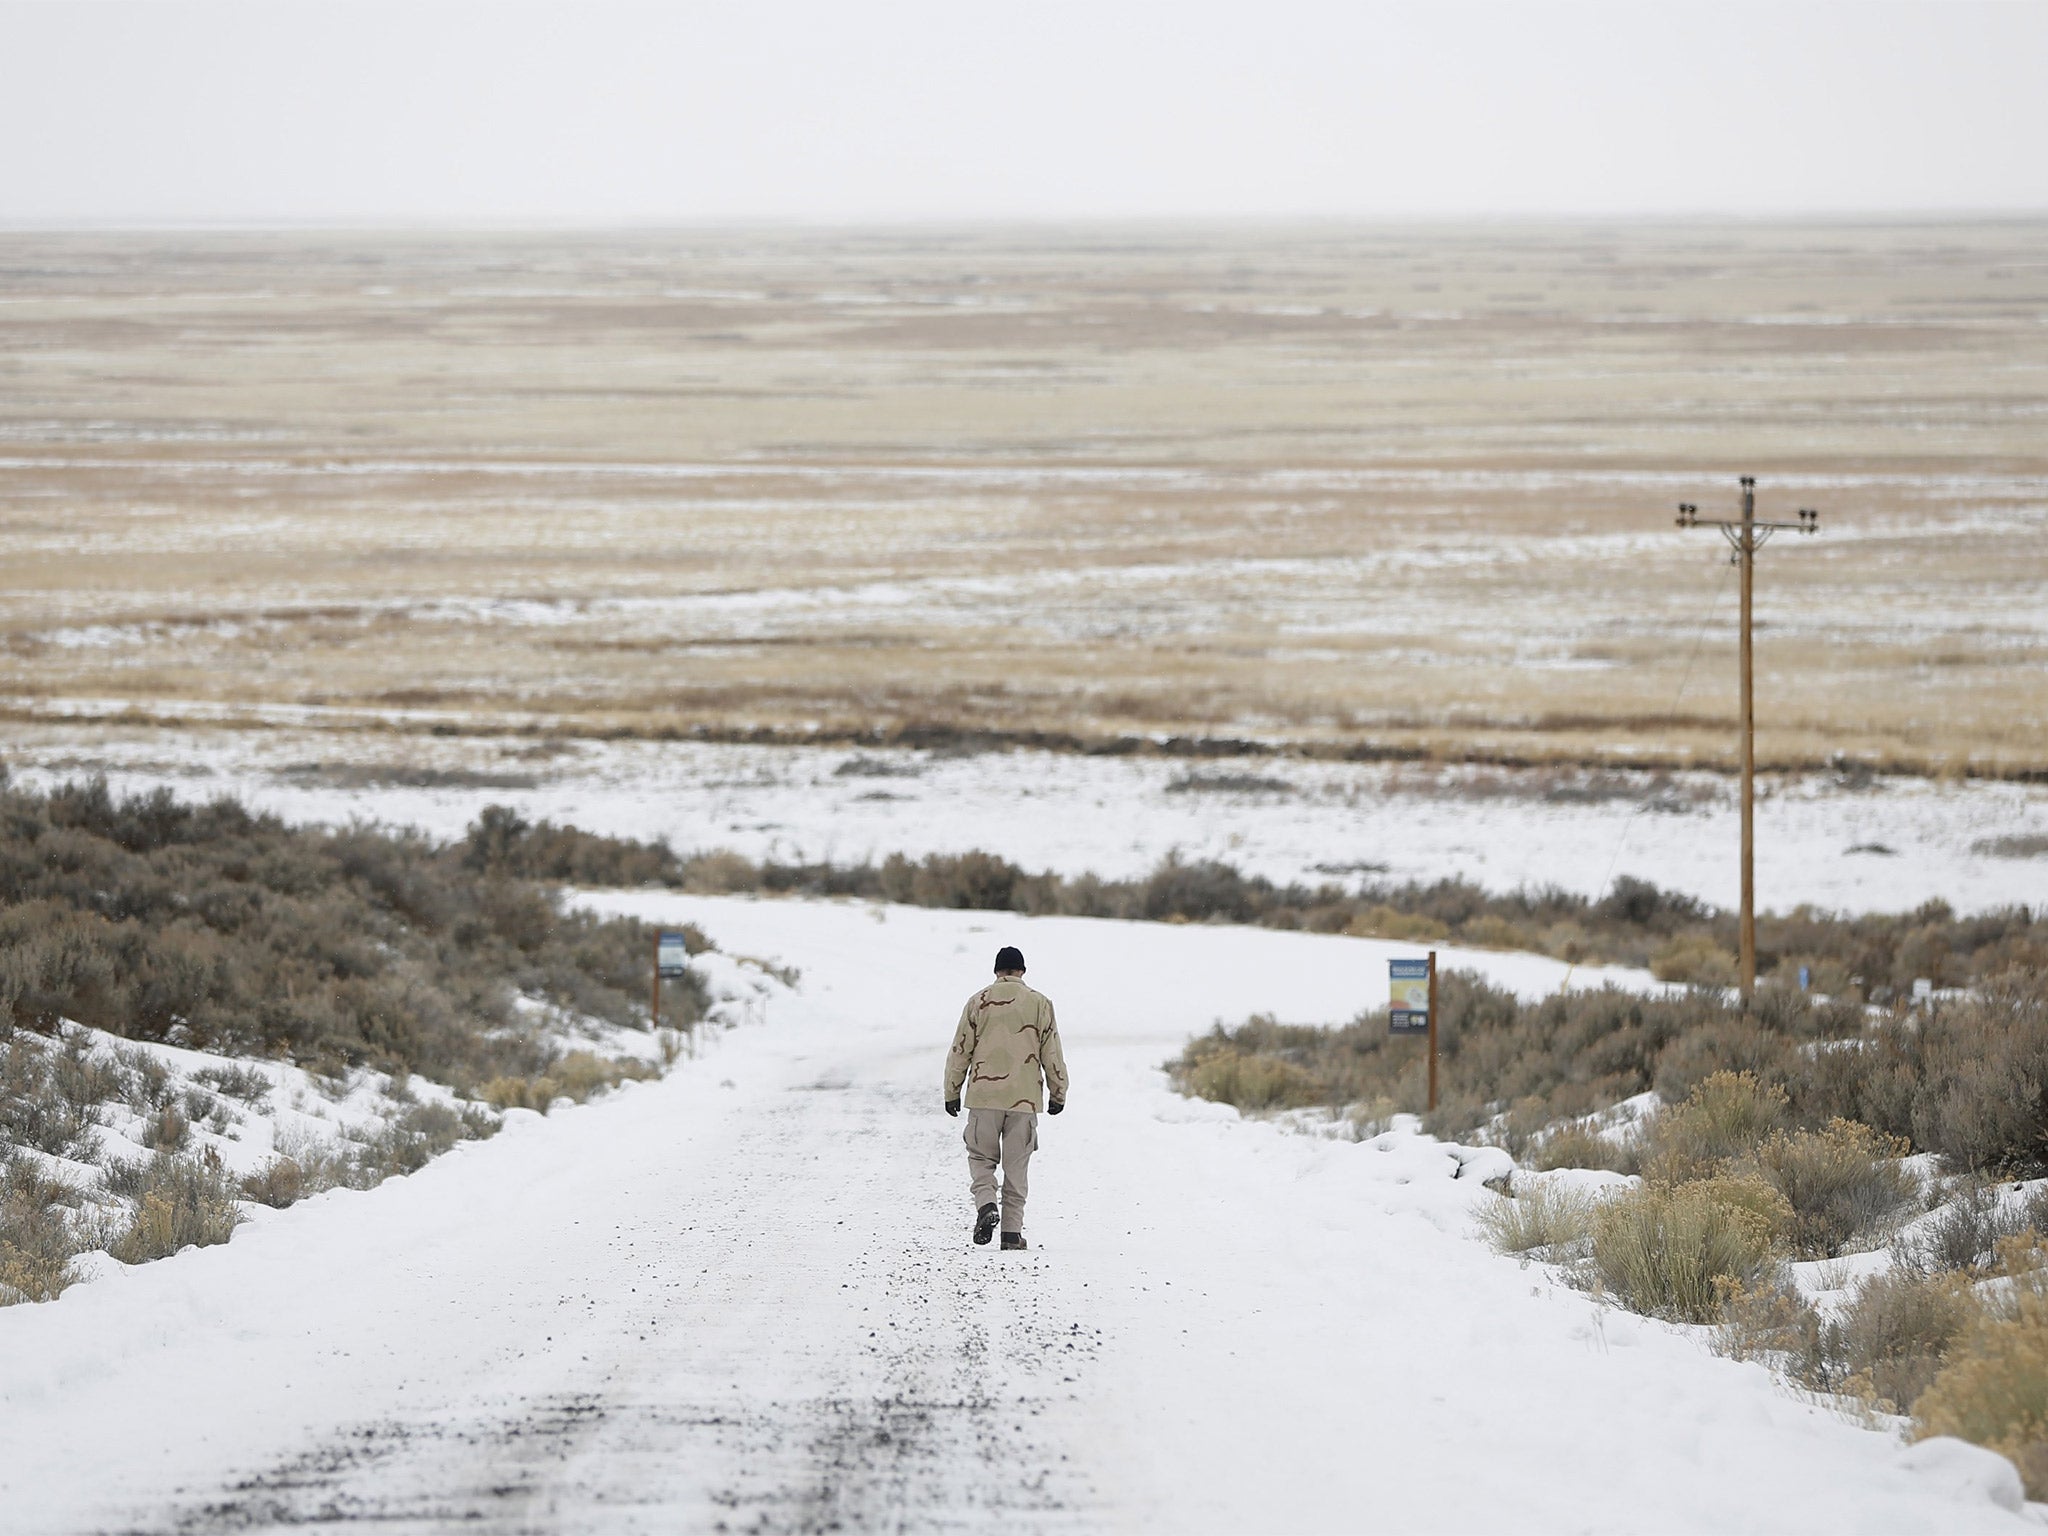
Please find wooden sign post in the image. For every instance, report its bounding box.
[1427,949,1439,1114]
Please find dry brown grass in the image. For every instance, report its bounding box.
[1590,1175,1791,1322]
[105,1148,242,1265]
[0,1155,93,1304]
[1916,1287,2048,1498]
[1478,1181,1597,1256]
[1529,1122,1640,1175]
[480,1050,656,1114]
[1719,1267,1978,1417]
[1841,1269,1979,1413]
[1640,1071,1791,1184]
[0,225,2043,773]
[1752,1120,1917,1259]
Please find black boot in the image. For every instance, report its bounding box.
[1001,1231,1027,1251]
[973,1203,1000,1245]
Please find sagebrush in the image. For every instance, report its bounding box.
[0,778,706,1088]
[462,805,2048,1000]
[1174,973,2048,1177]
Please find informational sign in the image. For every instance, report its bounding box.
[657,931,692,978]
[1389,957,1431,1036]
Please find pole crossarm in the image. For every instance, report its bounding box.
[1679,495,1818,561]
[1679,507,1820,534]
[1670,475,1821,1005]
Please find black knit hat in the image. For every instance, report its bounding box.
[994,945,1025,974]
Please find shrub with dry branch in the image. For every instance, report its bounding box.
[107,1148,242,1265]
[1717,1265,1975,1415]
[1900,1181,2048,1275]
[1916,1292,2048,1499]
[1640,1072,1790,1184]
[1840,1269,1977,1412]
[240,1157,305,1210]
[480,1051,653,1116]
[346,1102,498,1181]
[1477,1182,1597,1256]
[1530,1122,1640,1175]
[1751,1119,1917,1259]
[1590,1175,1790,1322]
[0,1062,91,1161]
[0,1155,93,1304]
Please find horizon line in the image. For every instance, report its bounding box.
[5,207,2048,238]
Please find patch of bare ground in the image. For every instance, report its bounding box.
[1,223,2043,774]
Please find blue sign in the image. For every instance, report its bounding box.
[657,931,691,978]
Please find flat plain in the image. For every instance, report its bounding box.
[2,223,2044,773]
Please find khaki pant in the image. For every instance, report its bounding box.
[964,1108,1037,1234]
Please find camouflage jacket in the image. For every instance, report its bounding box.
[943,978,1068,1112]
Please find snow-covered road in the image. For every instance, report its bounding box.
[0,899,2029,1533]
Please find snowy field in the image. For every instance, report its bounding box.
[7,723,2047,914]
[0,897,2031,1533]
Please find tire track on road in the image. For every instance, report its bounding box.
[144,1052,1100,1533]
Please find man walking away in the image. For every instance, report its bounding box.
[943,945,1067,1251]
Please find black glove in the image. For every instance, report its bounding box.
[1048,1099,1064,1115]
[945,1099,960,1117]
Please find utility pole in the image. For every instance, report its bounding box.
[1675,477,1819,1005]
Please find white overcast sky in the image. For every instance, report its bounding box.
[1,1,2044,224]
